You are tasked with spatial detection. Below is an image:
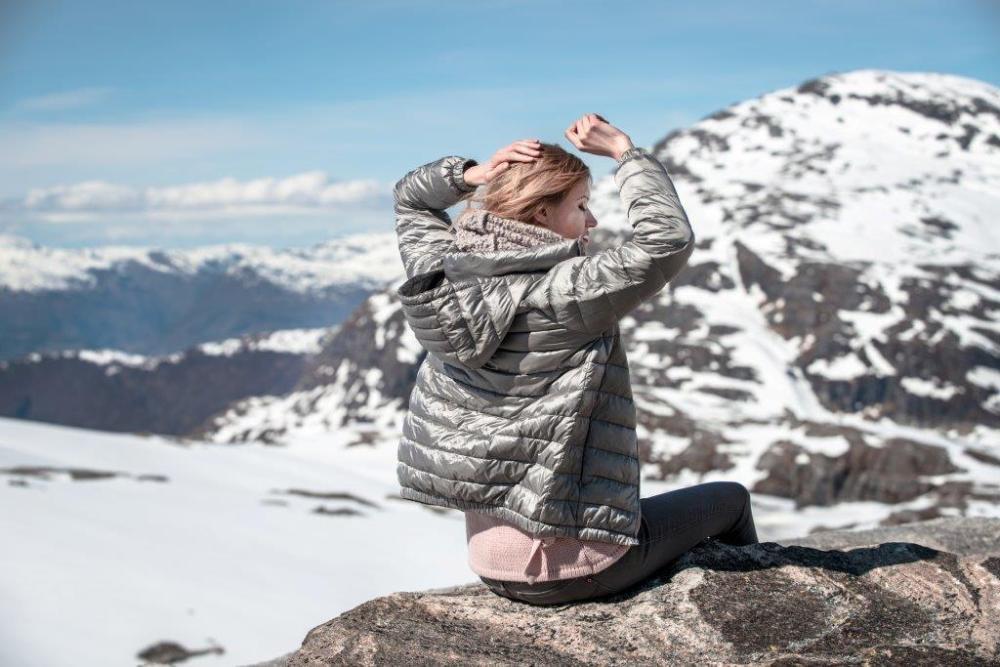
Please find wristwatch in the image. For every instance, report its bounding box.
[615,146,643,166]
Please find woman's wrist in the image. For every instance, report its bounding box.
[453,158,480,191]
[611,138,635,162]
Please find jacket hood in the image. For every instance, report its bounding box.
[396,237,585,369]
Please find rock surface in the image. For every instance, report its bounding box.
[247,517,1000,666]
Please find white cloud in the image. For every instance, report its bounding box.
[11,172,386,218]
[15,87,115,112]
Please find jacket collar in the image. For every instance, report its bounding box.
[445,207,584,280]
[443,237,584,281]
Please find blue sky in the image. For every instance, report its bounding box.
[1,0,997,248]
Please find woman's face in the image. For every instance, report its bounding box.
[533,179,598,246]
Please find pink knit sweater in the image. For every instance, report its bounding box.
[465,511,631,583]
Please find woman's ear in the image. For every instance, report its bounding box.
[532,205,548,226]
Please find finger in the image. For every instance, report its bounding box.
[512,142,542,154]
[510,145,541,158]
[487,162,509,178]
[504,146,539,161]
[564,127,582,149]
[503,142,540,159]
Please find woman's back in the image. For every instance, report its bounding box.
[393,118,757,605]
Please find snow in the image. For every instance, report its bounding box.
[967,366,1000,392]
[75,349,150,367]
[0,417,469,667]
[900,376,963,400]
[807,354,869,381]
[254,328,332,355]
[198,338,244,356]
[197,328,331,357]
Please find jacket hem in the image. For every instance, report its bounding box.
[467,546,630,584]
[398,486,641,546]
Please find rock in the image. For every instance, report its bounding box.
[246,517,1000,666]
[780,515,1000,558]
[752,432,966,507]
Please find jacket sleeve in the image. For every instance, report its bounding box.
[394,155,479,279]
[525,146,694,336]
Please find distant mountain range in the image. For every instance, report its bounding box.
[0,232,401,361]
[2,68,998,533]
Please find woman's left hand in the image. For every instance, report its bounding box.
[463,139,542,187]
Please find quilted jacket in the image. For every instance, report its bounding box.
[393,146,694,545]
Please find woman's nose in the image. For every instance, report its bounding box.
[586,211,598,228]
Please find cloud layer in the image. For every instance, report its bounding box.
[8,172,386,218]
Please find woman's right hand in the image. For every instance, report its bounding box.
[463,139,543,187]
[564,113,634,160]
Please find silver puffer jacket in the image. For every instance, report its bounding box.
[393,147,694,545]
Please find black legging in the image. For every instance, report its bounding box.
[479,481,759,605]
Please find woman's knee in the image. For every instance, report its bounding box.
[710,480,751,505]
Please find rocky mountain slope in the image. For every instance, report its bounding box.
[0,232,399,361]
[204,69,1000,531]
[0,328,333,436]
[244,517,1000,666]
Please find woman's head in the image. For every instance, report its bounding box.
[462,142,599,246]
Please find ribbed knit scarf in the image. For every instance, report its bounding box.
[454,207,566,252]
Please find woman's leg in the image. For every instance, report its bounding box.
[592,480,758,595]
[482,481,758,605]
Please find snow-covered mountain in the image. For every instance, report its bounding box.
[0,232,401,361]
[206,69,1000,528]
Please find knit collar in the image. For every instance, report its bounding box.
[454,207,567,253]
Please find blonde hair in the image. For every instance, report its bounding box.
[458,142,591,229]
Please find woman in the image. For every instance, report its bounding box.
[393,113,758,606]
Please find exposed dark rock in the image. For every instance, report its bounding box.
[966,447,1000,467]
[293,294,417,425]
[797,76,833,97]
[752,433,965,507]
[0,465,169,483]
[275,488,381,509]
[312,506,364,517]
[137,639,224,665]
[670,261,736,292]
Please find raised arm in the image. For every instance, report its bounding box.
[393,155,478,279]
[524,146,695,335]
